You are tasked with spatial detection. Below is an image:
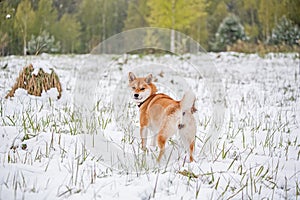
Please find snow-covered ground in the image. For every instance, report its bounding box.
[0,52,299,199]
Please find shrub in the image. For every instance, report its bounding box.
[28,31,61,55]
[212,14,247,51]
[269,16,300,46]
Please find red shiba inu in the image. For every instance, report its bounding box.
[128,72,197,162]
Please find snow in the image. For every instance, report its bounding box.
[0,126,19,153]
[31,60,53,75]
[0,53,299,199]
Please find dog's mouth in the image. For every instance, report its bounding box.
[132,90,151,103]
[134,96,143,102]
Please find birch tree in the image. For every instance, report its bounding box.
[147,0,206,52]
[14,0,35,55]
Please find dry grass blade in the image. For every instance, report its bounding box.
[5,64,62,99]
[178,169,199,179]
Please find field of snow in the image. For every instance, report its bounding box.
[0,52,299,199]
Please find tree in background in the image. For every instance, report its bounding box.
[1,0,299,55]
[76,0,101,51]
[28,30,61,55]
[269,16,300,46]
[0,1,15,55]
[241,0,260,42]
[33,0,58,36]
[104,0,127,42]
[77,0,127,52]
[53,0,80,18]
[282,0,300,26]
[124,0,149,30]
[55,14,81,53]
[147,0,207,52]
[188,14,209,49]
[258,0,285,42]
[206,1,228,49]
[213,14,247,51]
[29,0,63,55]
[0,31,9,56]
[14,0,36,55]
[187,2,209,49]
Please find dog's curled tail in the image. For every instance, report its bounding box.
[180,90,197,113]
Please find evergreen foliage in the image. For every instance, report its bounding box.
[213,14,247,51]
[270,16,300,46]
[28,31,61,55]
[0,0,299,54]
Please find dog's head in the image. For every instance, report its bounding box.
[128,72,156,103]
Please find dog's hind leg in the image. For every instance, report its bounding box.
[140,126,148,151]
[157,117,177,162]
[157,133,166,162]
[189,140,195,162]
[179,113,196,162]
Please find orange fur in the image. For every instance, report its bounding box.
[128,72,196,162]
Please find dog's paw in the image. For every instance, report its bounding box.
[141,146,147,152]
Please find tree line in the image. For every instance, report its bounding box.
[0,0,299,55]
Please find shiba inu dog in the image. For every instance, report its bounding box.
[128,72,197,162]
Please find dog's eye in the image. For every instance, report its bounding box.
[140,88,145,91]
[132,87,136,90]
[182,112,185,116]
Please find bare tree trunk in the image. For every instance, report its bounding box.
[170,0,176,52]
[23,28,27,56]
[22,20,28,56]
[170,29,175,52]
[102,0,106,53]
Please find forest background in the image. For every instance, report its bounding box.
[0,0,299,55]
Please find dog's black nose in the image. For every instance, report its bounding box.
[134,94,139,98]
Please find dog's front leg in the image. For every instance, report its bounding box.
[140,126,148,151]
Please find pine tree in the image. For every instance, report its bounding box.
[270,16,300,46]
[27,30,61,55]
[213,14,247,51]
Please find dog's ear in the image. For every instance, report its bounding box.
[129,72,136,83]
[145,74,152,84]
